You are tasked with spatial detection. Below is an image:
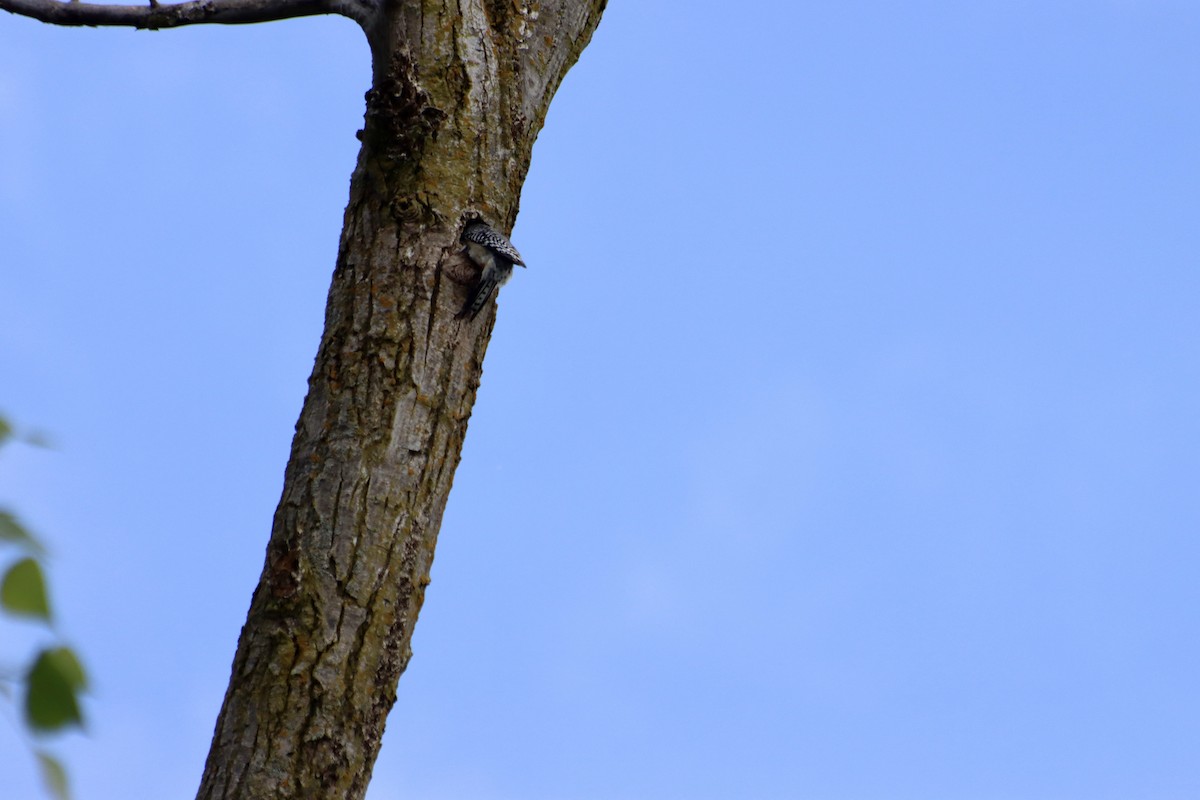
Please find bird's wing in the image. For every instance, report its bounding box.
[465,224,525,266]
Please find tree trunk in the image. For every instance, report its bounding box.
[194,3,606,797]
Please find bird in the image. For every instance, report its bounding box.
[457,220,526,321]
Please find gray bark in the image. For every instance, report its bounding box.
[0,0,374,30]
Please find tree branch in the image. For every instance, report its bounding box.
[0,0,375,30]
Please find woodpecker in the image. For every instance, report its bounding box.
[457,220,526,321]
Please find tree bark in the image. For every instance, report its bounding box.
[190,2,606,798]
[0,0,375,29]
[0,0,605,792]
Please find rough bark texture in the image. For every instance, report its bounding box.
[191,2,607,797]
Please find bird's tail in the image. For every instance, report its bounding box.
[457,276,499,321]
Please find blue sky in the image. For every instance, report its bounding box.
[2,2,1199,798]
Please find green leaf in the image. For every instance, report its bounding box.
[35,751,70,800]
[2,557,51,619]
[0,509,46,553]
[47,646,87,691]
[0,415,12,447]
[25,647,86,732]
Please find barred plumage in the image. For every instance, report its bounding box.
[457,220,526,321]
[462,222,525,266]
